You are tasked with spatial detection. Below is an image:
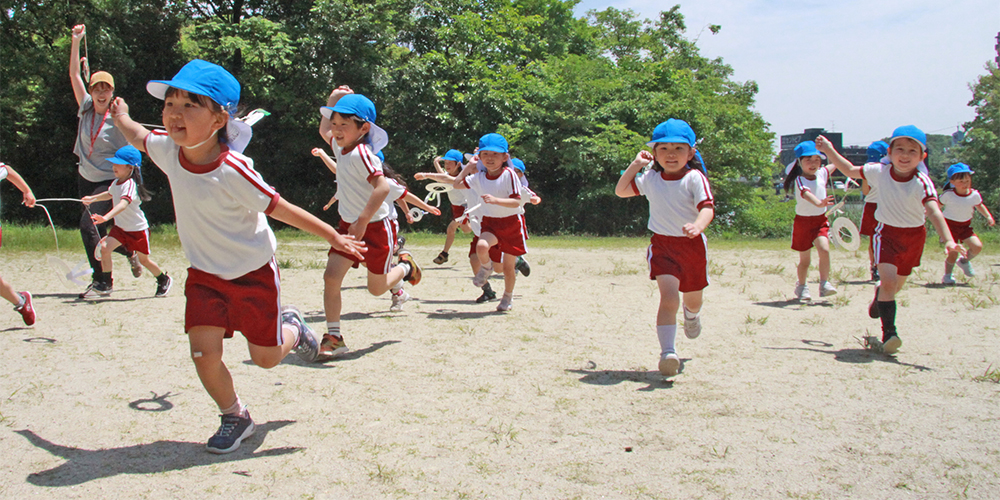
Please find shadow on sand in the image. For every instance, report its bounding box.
[763,339,932,371]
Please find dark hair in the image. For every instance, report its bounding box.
[783,160,803,193]
[331,111,370,149]
[382,162,407,189]
[127,164,153,202]
[164,87,230,145]
[943,171,970,192]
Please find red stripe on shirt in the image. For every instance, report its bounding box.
[225,156,279,200]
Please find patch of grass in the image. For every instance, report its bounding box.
[609,258,640,276]
[744,314,768,326]
[801,315,825,326]
[830,293,851,308]
[971,364,1000,383]
[761,264,785,275]
[486,420,520,447]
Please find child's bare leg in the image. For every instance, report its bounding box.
[796,250,811,284]
[877,264,905,301]
[868,239,875,267]
[655,275,681,326]
[247,326,297,368]
[477,233,498,267]
[0,275,21,306]
[368,266,405,296]
[323,255,354,324]
[100,237,122,273]
[965,236,983,259]
[443,220,459,253]
[137,253,163,276]
[815,236,831,282]
[189,326,237,410]
[502,253,517,294]
[682,289,704,315]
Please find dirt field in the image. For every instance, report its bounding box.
[2,237,999,499]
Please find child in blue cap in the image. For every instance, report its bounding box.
[817,127,962,355]
[80,144,171,298]
[782,141,837,301]
[318,86,422,352]
[110,60,366,454]
[939,163,994,284]
[615,119,714,377]
[418,149,470,266]
[860,140,890,281]
[0,161,37,326]
[508,157,540,278]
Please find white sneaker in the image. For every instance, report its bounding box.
[658,353,680,376]
[941,274,956,285]
[819,281,838,297]
[957,258,975,277]
[794,282,811,301]
[390,289,411,312]
[472,264,493,287]
[496,294,513,312]
[682,306,701,339]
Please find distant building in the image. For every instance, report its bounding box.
[780,128,866,169]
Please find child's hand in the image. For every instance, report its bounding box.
[323,198,336,211]
[81,195,94,205]
[682,222,703,239]
[823,195,836,206]
[328,85,353,100]
[22,191,36,208]
[405,212,415,224]
[414,172,426,180]
[635,150,654,163]
[347,221,365,241]
[72,25,85,41]
[429,207,441,216]
[330,233,366,261]
[988,217,996,227]
[482,194,498,205]
[111,97,129,117]
[90,213,109,225]
[814,136,833,154]
[944,241,967,259]
[311,148,324,157]
[530,195,541,205]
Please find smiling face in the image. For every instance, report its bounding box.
[798,155,823,175]
[329,113,371,149]
[444,160,462,176]
[653,142,696,174]
[888,138,926,174]
[479,150,506,174]
[950,172,972,193]
[161,89,227,149]
[89,82,114,114]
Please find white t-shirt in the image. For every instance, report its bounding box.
[460,167,522,218]
[864,161,928,203]
[794,167,831,217]
[74,95,128,183]
[0,163,8,223]
[446,187,467,208]
[631,167,714,237]
[386,178,408,220]
[145,131,279,280]
[861,162,937,229]
[939,188,983,223]
[108,177,149,232]
[331,141,392,224]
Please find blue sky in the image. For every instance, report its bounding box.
[573,0,999,150]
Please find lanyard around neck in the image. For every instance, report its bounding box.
[87,107,110,159]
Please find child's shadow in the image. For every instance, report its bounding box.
[763,339,932,370]
[16,420,300,487]
[921,283,972,289]
[754,299,833,309]
[565,363,684,391]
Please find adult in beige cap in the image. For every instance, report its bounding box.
[70,24,140,298]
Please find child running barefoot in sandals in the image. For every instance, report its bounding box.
[0,161,38,325]
[939,163,994,284]
[81,145,171,298]
[112,60,365,453]
[615,119,714,377]
[783,141,837,301]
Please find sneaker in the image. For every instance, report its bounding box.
[819,281,838,297]
[282,306,320,362]
[394,235,406,256]
[682,306,701,339]
[433,251,449,265]
[476,283,497,303]
[794,282,811,301]
[129,252,143,278]
[941,274,956,285]
[15,292,35,326]
[957,258,975,277]
[882,335,902,355]
[870,265,880,282]
[155,273,172,297]
[318,334,349,360]
[515,256,531,277]
[658,353,680,376]
[472,264,493,287]
[496,293,513,312]
[390,289,411,312]
[206,410,255,454]
[398,251,422,285]
[80,281,112,299]
[868,286,881,319]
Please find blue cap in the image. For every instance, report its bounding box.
[946,163,974,179]
[693,150,708,175]
[510,158,526,172]
[794,141,824,158]
[647,119,696,147]
[478,133,509,153]
[376,150,385,163]
[320,94,377,124]
[107,145,142,166]
[147,60,240,114]
[442,149,464,163]
[867,141,889,162]
[889,125,927,152]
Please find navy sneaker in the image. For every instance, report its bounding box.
[206,410,255,454]
[515,256,531,277]
[282,305,319,362]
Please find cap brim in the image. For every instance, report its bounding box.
[889,135,926,152]
[319,106,334,119]
[147,80,212,103]
[479,146,507,153]
[106,158,136,166]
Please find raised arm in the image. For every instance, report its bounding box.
[452,159,479,190]
[318,85,352,145]
[110,98,150,151]
[432,156,445,174]
[615,151,652,198]
[815,136,862,179]
[69,25,88,107]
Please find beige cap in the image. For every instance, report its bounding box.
[89,71,115,90]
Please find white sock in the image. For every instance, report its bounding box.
[684,306,699,321]
[220,396,244,416]
[15,293,26,308]
[390,281,403,293]
[326,321,341,339]
[657,324,677,356]
[397,262,411,277]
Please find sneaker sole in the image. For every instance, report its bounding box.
[659,356,680,376]
[156,280,173,297]
[882,336,902,355]
[206,420,256,454]
[317,346,350,361]
[820,290,837,297]
[400,253,422,285]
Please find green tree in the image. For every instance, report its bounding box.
[955,62,999,208]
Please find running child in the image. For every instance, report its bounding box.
[80,145,172,298]
[783,141,837,301]
[614,119,714,377]
[453,133,528,311]
[939,163,994,284]
[319,87,421,356]
[859,141,889,281]
[509,157,540,277]
[816,126,961,355]
[0,161,37,325]
[425,149,469,265]
[111,59,366,453]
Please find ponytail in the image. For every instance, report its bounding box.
[130,165,152,202]
[783,160,803,193]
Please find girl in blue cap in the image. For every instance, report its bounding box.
[783,141,837,301]
[419,149,470,266]
[615,119,714,377]
[80,145,171,298]
[110,60,366,454]
[817,127,961,355]
[939,163,994,284]
[0,161,38,326]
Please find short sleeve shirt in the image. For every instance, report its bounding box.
[939,189,983,223]
[74,95,128,183]
[631,167,714,237]
[461,167,522,218]
[861,163,937,228]
[144,131,279,280]
[108,177,149,231]
[794,167,831,217]
[331,142,392,223]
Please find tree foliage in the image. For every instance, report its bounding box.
[1,0,775,236]
[954,62,999,208]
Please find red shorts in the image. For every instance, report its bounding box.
[859,202,878,236]
[330,218,398,274]
[945,218,975,242]
[109,225,151,255]
[873,224,926,276]
[791,214,830,251]
[184,259,283,347]
[451,205,466,220]
[647,233,709,292]
[479,215,527,257]
[469,235,504,263]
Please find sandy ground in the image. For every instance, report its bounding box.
[1,237,999,499]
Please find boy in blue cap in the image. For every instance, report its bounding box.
[816,127,961,355]
[939,163,994,284]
